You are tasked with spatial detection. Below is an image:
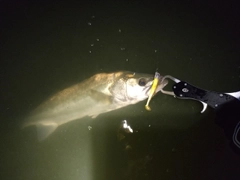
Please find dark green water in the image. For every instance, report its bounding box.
[1,0,240,180]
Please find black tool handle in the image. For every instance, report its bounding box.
[172,81,236,109]
[172,80,240,154]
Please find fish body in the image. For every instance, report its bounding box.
[22,71,168,140]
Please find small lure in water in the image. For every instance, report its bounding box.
[145,71,161,111]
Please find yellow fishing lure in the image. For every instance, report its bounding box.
[145,71,160,111]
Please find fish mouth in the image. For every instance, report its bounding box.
[156,78,168,92]
[156,78,168,93]
[144,78,168,96]
[143,82,153,96]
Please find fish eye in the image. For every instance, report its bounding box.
[138,78,147,86]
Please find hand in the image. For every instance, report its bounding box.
[215,98,240,154]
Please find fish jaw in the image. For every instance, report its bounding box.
[155,77,168,94]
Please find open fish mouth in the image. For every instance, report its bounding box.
[146,77,168,96]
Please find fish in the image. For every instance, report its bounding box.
[145,71,161,111]
[22,71,168,140]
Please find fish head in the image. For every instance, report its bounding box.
[110,72,168,105]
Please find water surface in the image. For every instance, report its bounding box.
[1,0,240,180]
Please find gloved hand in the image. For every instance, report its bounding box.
[215,98,240,154]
